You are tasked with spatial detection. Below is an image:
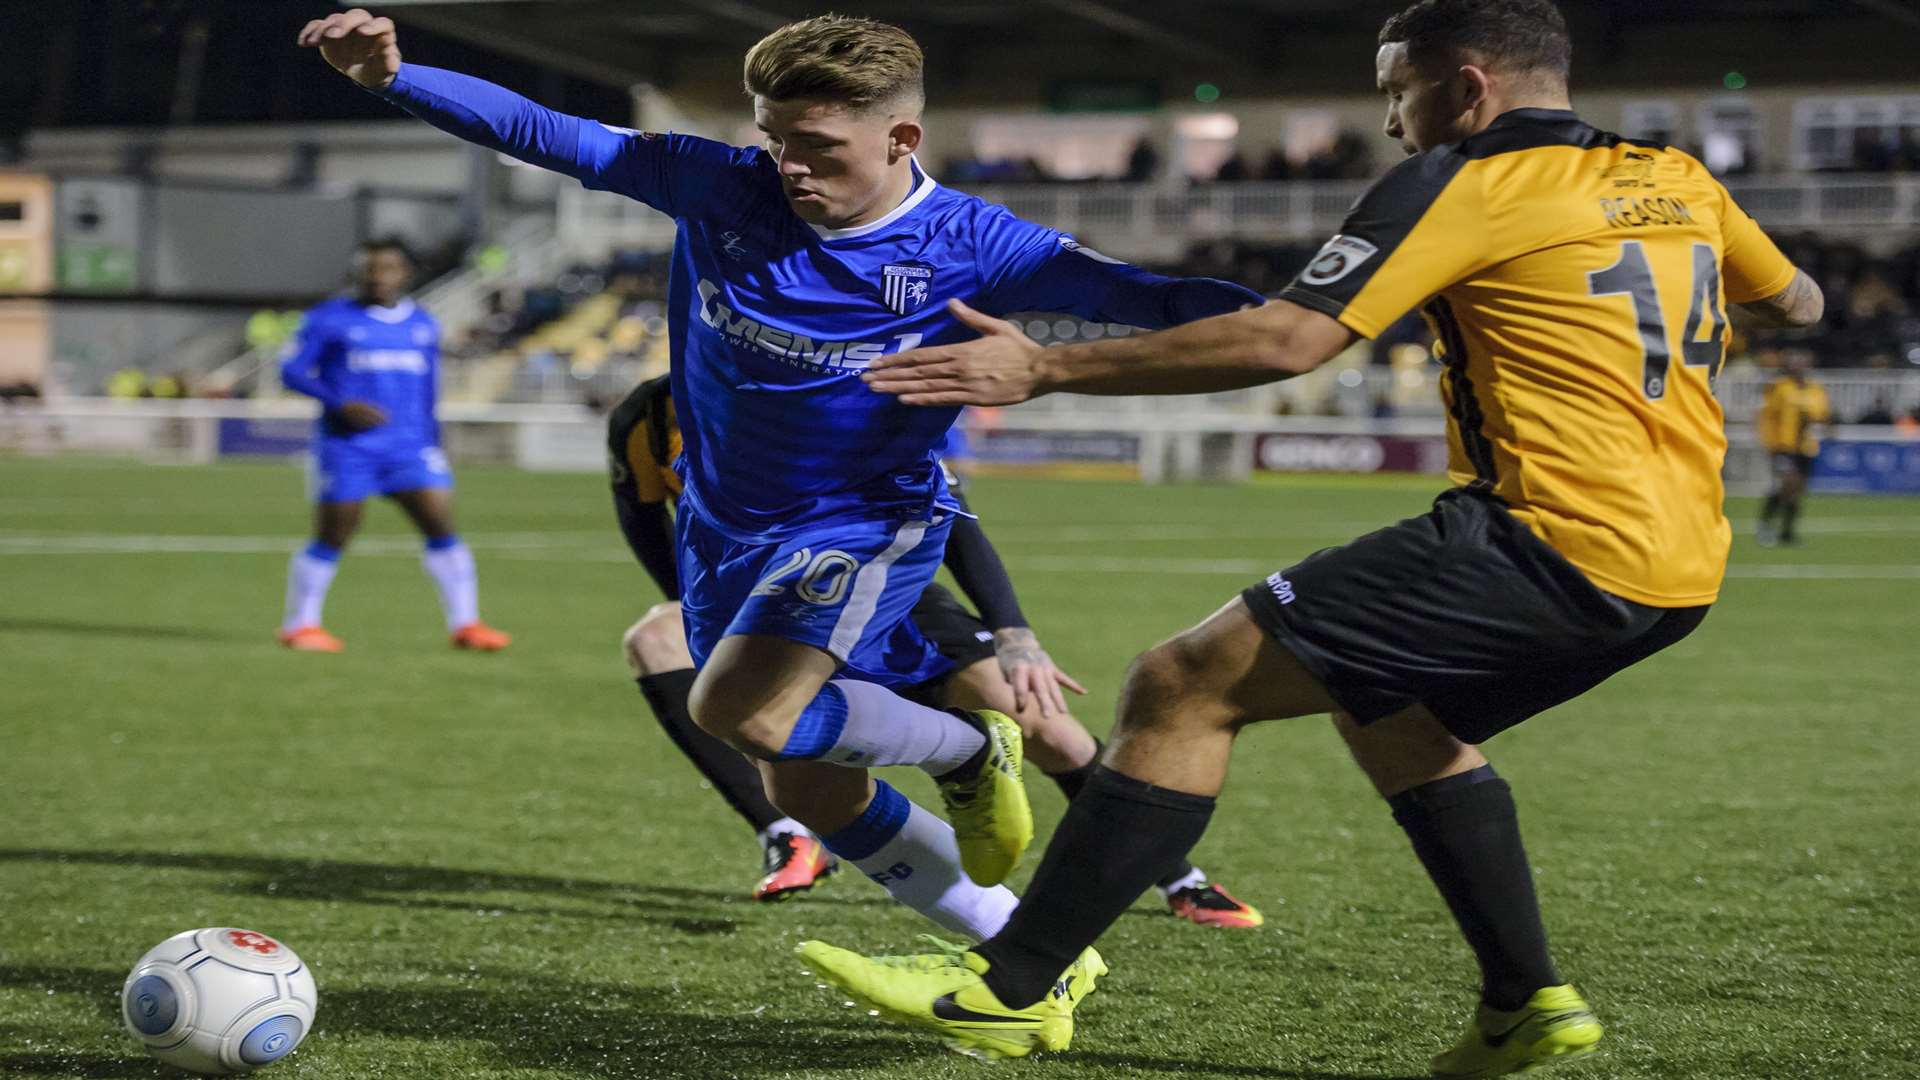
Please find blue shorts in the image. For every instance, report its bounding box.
[311,441,452,504]
[677,503,955,689]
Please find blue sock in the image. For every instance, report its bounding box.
[820,781,911,860]
[302,540,342,562]
[773,683,849,761]
[424,533,461,552]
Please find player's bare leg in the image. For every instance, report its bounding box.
[390,486,508,650]
[621,603,828,899]
[944,656,1262,927]
[941,658,1092,775]
[278,499,363,652]
[948,596,1564,1024]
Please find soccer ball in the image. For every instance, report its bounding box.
[121,928,318,1075]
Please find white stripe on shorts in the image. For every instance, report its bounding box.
[827,519,932,662]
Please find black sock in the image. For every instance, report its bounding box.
[1760,493,1781,525]
[1045,740,1198,891]
[1779,500,1801,541]
[975,766,1215,1008]
[637,669,785,835]
[1389,766,1559,1011]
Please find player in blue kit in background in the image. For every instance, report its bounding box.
[276,237,512,654]
[301,11,1258,1010]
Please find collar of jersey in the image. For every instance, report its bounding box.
[1489,107,1581,129]
[806,160,938,243]
[361,298,417,323]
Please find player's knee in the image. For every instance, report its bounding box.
[687,682,798,761]
[1117,635,1229,734]
[621,603,688,676]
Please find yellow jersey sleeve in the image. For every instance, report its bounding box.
[605,374,681,505]
[1715,183,1796,304]
[1277,152,1491,339]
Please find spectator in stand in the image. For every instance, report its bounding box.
[1856,397,1896,426]
[1897,128,1920,173]
[1213,152,1250,183]
[1259,149,1293,181]
[1124,137,1160,182]
[1850,129,1894,173]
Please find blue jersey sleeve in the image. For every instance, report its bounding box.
[381,64,753,220]
[972,208,1263,328]
[278,311,343,409]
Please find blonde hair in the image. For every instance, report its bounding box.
[743,15,925,114]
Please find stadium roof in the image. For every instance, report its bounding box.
[364,0,1920,103]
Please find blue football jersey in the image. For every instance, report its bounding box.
[280,296,441,449]
[382,64,1263,542]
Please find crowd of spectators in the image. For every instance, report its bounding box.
[943,134,1376,186]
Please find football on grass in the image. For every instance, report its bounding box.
[121,928,318,1075]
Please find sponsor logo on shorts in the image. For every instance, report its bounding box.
[1265,572,1297,605]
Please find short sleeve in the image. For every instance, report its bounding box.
[1277,150,1489,339]
[1715,184,1796,304]
[970,206,1070,314]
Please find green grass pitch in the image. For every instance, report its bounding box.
[1,456,1915,1079]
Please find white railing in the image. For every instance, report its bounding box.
[556,175,1920,263]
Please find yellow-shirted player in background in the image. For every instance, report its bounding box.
[1755,351,1831,546]
[798,0,1825,1074]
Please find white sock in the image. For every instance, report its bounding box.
[421,539,479,631]
[812,678,985,775]
[842,796,1017,941]
[756,817,814,846]
[1156,866,1207,898]
[281,547,339,631]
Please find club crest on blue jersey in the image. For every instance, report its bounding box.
[881,264,933,315]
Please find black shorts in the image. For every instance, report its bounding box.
[1771,451,1815,479]
[1241,490,1710,745]
[899,583,997,708]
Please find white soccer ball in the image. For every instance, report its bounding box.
[121,928,318,1075]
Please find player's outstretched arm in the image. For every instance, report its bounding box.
[1733,270,1824,331]
[864,297,1355,406]
[298,9,666,195]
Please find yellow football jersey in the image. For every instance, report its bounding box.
[1280,108,1797,607]
[1757,376,1831,457]
[606,373,684,506]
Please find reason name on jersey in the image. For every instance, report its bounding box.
[697,279,922,374]
[346,349,429,373]
[1598,195,1696,229]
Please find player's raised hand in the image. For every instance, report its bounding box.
[992,627,1088,718]
[297,9,401,90]
[863,299,1046,406]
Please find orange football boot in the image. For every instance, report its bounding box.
[451,622,512,651]
[754,833,837,902]
[277,626,344,653]
[1167,882,1265,928]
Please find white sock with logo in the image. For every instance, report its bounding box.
[794,678,985,775]
[823,783,1016,941]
